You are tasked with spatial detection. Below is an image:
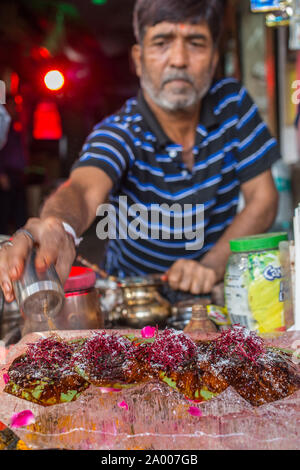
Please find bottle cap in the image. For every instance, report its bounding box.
[230,232,288,253]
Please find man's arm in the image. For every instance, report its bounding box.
[41,167,113,236]
[167,169,279,294]
[0,167,113,302]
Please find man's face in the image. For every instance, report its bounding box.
[132,22,219,112]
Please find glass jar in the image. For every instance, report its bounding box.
[224,232,288,334]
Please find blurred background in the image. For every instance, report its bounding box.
[0,0,300,262]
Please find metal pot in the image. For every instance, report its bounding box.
[95,278,122,326]
[113,276,171,328]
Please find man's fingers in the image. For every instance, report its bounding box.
[0,251,14,302]
[178,263,195,292]
[54,235,76,285]
[203,278,214,294]
[167,259,185,290]
[200,268,217,294]
[190,278,203,295]
[0,239,31,301]
[6,232,34,281]
[34,219,66,270]
[167,259,217,294]
[0,276,14,302]
[0,217,76,303]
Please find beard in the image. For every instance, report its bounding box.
[141,64,214,112]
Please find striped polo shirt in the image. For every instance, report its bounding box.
[73,78,280,277]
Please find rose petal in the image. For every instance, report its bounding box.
[99,387,122,394]
[185,397,202,404]
[118,400,129,411]
[10,410,35,428]
[187,406,202,417]
[3,374,9,385]
[141,326,156,338]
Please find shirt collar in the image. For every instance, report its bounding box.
[137,85,222,149]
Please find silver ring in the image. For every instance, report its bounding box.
[14,229,35,244]
[0,240,13,250]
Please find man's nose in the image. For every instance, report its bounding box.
[169,40,188,68]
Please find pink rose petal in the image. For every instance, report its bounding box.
[3,374,9,385]
[99,387,121,394]
[187,406,202,417]
[10,410,35,428]
[118,400,129,411]
[185,397,202,404]
[141,326,156,338]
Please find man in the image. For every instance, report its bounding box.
[0,0,279,304]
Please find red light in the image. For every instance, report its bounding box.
[10,72,19,95]
[14,95,23,105]
[33,101,62,140]
[44,70,65,91]
[31,46,51,60]
[39,47,51,59]
[13,122,22,132]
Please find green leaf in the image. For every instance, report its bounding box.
[159,373,177,390]
[60,390,78,402]
[200,389,218,400]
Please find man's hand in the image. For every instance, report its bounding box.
[0,167,113,304]
[0,217,76,303]
[165,259,217,294]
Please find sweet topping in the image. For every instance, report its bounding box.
[71,332,140,386]
[73,332,135,371]
[3,327,300,408]
[26,336,74,372]
[213,325,265,364]
[144,328,197,371]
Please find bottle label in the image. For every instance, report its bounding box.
[225,250,285,333]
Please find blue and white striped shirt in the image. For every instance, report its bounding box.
[73,78,280,277]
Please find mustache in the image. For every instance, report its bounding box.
[162,71,195,87]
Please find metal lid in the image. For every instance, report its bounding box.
[118,274,162,288]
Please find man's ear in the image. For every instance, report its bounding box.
[131,44,142,78]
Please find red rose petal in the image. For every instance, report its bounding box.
[187,406,202,417]
[141,326,156,338]
[118,400,129,411]
[10,410,35,428]
[3,373,9,384]
[99,387,122,393]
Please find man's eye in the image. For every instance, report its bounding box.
[191,42,206,48]
[154,41,166,47]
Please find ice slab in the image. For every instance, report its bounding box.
[0,330,299,450]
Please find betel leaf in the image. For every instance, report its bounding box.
[112,383,136,390]
[200,389,218,400]
[159,372,177,390]
[124,334,136,342]
[60,390,78,402]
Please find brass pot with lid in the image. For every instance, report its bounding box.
[113,275,171,328]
